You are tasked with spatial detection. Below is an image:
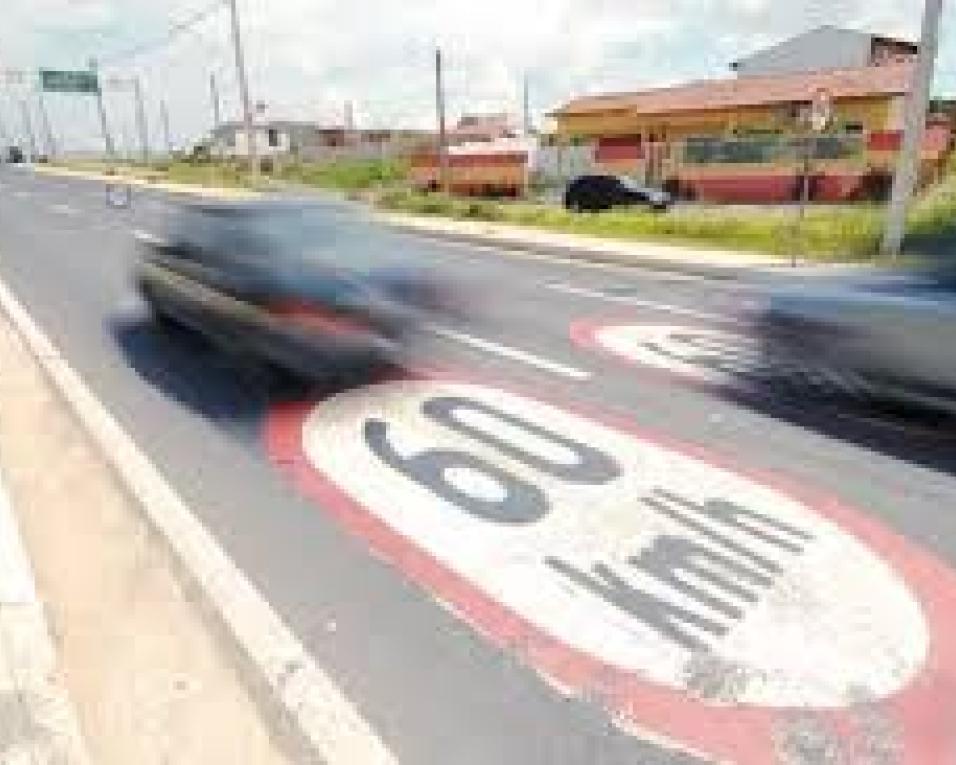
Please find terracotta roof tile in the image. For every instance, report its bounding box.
[552,63,914,117]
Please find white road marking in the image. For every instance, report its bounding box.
[427,323,591,380]
[391,224,759,292]
[0,276,396,765]
[549,283,743,324]
[12,190,31,199]
[50,203,78,216]
[302,380,928,708]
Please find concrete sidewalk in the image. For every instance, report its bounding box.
[0,471,89,764]
[380,211,869,280]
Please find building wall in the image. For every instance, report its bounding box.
[554,96,898,142]
[733,27,874,77]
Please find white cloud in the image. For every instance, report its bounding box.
[0,0,950,154]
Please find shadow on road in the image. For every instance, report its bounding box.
[719,380,956,477]
[110,315,393,435]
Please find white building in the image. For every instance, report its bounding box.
[731,26,918,78]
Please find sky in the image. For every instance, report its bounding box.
[0,0,954,156]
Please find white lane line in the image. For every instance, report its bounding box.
[12,190,31,199]
[547,282,744,324]
[50,203,79,216]
[0,276,396,765]
[427,323,591,380]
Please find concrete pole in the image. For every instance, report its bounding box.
[523,72,531,134]
[18,99,38,160]
[133,76,150,164]
[36,91,57,160]
[881,0,943,258]
[210,72,222,131]
[160,99,172,156]
[88,59,115,159]
[227,0,257,177]
[435,47,449,193]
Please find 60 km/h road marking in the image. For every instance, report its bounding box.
[267,378,956,764]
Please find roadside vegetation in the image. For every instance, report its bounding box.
[51,156,409,193]
[375,188,888,261]
[51,155,956,262]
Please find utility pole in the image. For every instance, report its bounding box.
[209,72,222,131]
[227,0,257,177]
[522,72,531,134]
[160,99,172,156]
[881,0,943,258]
[88,58,115,159]
[36,91,56,160]
[132,75,149,164]
[18,99,38,161]
[435,47,449,193]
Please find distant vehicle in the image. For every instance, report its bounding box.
[564,174,672,213]
[756,267,956,412]
[133,200,455,380]
[4,146,25,164]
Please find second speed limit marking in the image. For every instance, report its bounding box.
[571,321,863,394]
[267,379,956,764]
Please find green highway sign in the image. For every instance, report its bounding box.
[39,69,99,94]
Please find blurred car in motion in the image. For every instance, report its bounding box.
[134,200,454,380]
[757,267,956,411]
[563,174,672,213]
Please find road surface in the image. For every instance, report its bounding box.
[2,166,955,764]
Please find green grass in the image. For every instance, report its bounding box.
[53,157,408,193]
[375,189,889,261]
[271,158,408,191]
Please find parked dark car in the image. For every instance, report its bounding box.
[564,174,672,213]
[133,200,455,380]
[4,146,25,164]
[756,266,956,412]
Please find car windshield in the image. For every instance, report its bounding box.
[3,3,956,765]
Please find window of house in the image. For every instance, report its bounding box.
[843,122,864,134]
[267,128,279,148]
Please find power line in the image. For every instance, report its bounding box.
[97,0,227,67]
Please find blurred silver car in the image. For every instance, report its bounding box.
[757,267,956,411]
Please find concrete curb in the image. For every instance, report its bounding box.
[379,213,869,282]
[0,278,395,764]
[32,165,261,200]
[0,472,90,764]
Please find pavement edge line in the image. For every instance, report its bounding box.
[0,276,396,765]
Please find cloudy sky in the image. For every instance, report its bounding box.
[1,0,954,155]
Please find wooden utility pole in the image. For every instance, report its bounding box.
[882,0,943,258]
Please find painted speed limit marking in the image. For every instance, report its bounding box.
[571,321,858,393]
[267,380,956,764]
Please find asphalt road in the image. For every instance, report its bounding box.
[2,166,956,765]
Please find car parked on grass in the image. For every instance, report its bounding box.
[563,174,672,213]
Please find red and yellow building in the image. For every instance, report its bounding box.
[550,61,953,203]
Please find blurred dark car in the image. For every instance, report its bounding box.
[757,267,956,412]
[134,200,452,379]
[4,146,25,164]
[564,174,672,213]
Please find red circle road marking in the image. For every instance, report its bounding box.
[265,372,956,764]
